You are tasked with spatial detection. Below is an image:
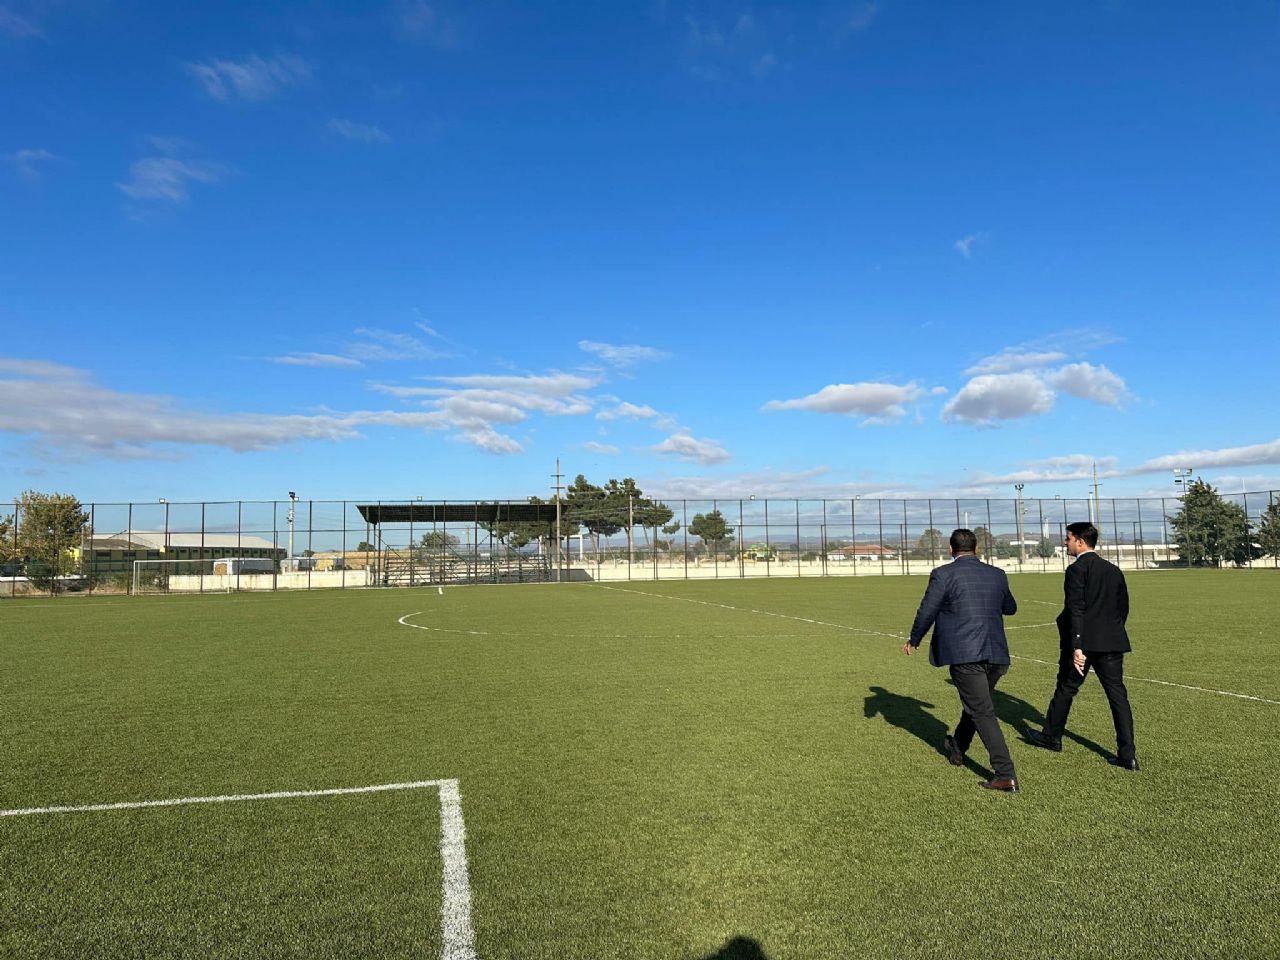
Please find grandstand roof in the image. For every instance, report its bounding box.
[356,502,560,525]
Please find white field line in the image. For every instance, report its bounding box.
[0,778,479,960]
[398,612,490,636]
[604,586,1280,707]
[1009,654,1280,706]
[437,779,477,960]
[600,585,908,641]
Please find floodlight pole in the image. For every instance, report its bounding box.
[287,491,298,558]
[553,459,564,582]
[1014,483,1025,563]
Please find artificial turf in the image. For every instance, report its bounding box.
[2,570,1278,959]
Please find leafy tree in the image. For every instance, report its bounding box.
[355,540,375,552]
[565,475,619,558]
[15,490,90,593]
[993,538,1017,560]
[972,526,996,557]
[417,530,460,554]
[912,528,945,560]
[604,477,675,558]
[1168,479,1257,567]
[1253,499,1280,562]
[1034,536,1057,559]
[689,509,735,554]
[0,510,15,564]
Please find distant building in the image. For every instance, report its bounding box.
[826,544,898,562]
[76,531,285,576]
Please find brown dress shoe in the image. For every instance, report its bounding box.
[979,777,1020,793]
[943,735,965,766]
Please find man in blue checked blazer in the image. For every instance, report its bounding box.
[902,528,1021,793]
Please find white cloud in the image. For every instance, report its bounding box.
[597,401,659,422]
[116,156,223,205]
[270,353,364,369]
[0,6,41,37]
[941,373,1055,424]
[653,432,731,465]
[752,52,778,77]
[1133,439,1280,475]
[1045,362,1129,407]
[682,11,783,81]
[328,119,391,144]
[965,349,1068,376]
[763,382,923,422]
[10,148,58,178]
[0,362,360,459]
[971,455,1121,486]
[0,355,567,460]
[427,372,598,394]
[846,2,878,32]
[349,328,448,362]
[394,0,458,47]
[578,340,670,368]
[370,371,598,453]
[583,441,619,455]
[0,358,86,380]
[185,54,310,101]
[954,232,987,259]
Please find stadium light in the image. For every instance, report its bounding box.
[287,491,299,558]
[1014,483,1025,563]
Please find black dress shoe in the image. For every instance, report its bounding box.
[1108,757,1140,772]
[979,777,1020,793]
[942,735,966,766]
[1023,730,1063,752]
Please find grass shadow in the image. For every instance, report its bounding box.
[698,936,770,960]
[988,685,1112,760]
[863,685,992,777]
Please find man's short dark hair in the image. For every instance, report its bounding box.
[950,528,977,554]
[1066,521,1099,548]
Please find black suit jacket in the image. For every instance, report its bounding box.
[1057,551,1131,653]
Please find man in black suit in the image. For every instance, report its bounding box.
[1026,521,1138,770]
[903,528,1020,793]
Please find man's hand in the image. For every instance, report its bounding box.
[1073,649,1087,675]
[902,642,915,656]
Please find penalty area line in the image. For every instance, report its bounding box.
[1,778,478,960]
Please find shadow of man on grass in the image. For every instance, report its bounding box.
[698,936,770,960]
[989,685,1111,760]
[862,685,992,777]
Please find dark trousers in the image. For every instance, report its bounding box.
[949,662,1015,779]
[1044,649,1136,762]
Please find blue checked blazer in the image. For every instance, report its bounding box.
[908,555,1017,666]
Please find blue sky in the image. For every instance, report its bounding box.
[3,1,1278,505]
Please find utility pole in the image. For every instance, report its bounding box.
[287,491,298,558]
[1092,462,1102,527]
[552,459,564,582]
[1014,483,1026,563]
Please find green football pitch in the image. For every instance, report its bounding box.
[3,571,1278,959]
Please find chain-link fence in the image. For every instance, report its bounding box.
[2,491,1277,597]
